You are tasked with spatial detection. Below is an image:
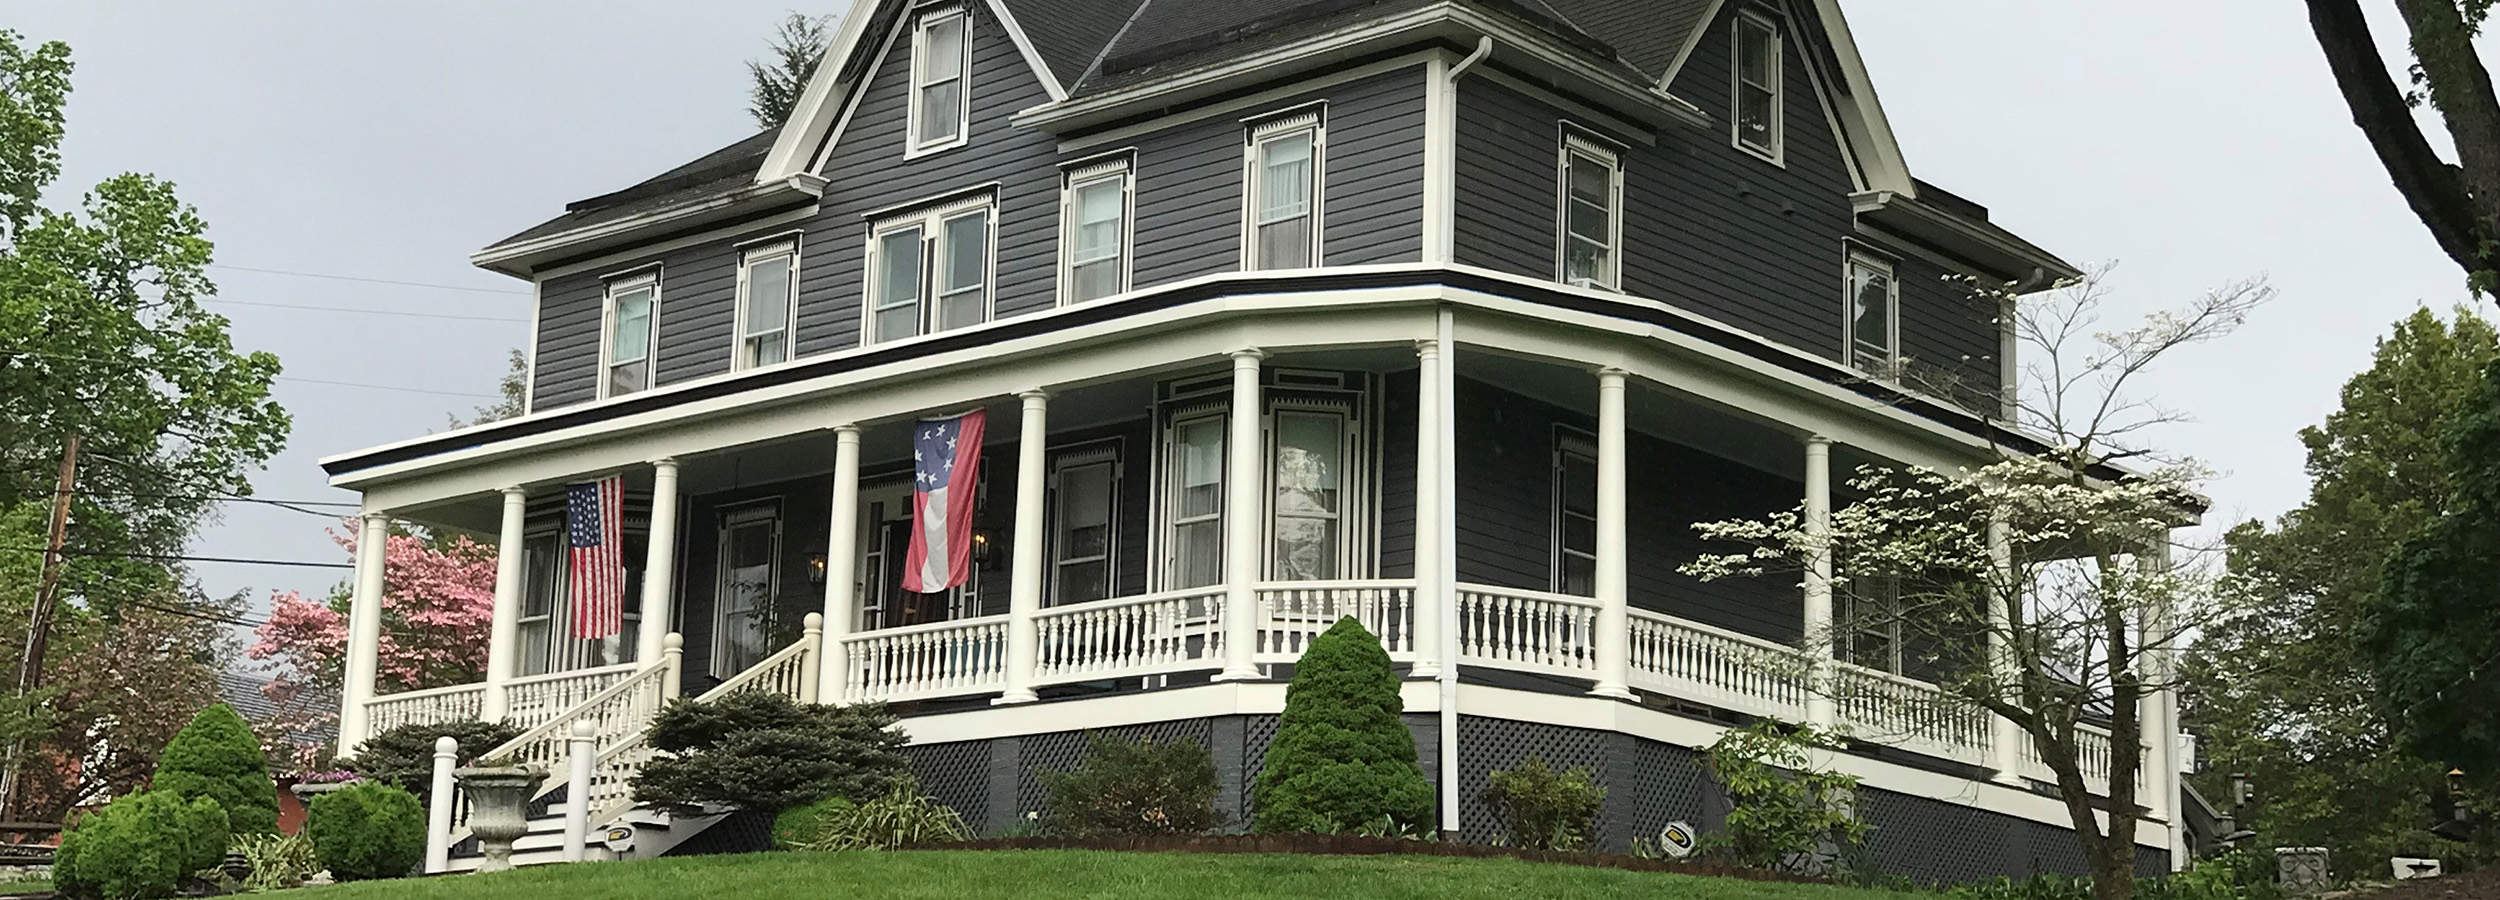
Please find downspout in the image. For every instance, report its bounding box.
[1436,38,1489,839]
[1425,37,1493,264]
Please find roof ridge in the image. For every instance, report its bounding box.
[1072,0,1163,93]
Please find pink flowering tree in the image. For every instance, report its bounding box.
[249,520,498,756]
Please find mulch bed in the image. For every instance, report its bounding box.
[2350,866,2500,899]
[909,834,1813,884]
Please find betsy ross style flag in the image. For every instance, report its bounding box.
[567,474,627,639]
[904,409,986,593]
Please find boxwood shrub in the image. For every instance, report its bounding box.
[306,782,426,881]
[54,791,218,899]
[151,703,278,834]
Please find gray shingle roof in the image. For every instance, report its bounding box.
[482,130,779,253]
[1001,0,1154,88]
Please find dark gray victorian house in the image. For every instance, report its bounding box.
[322,0,2190,878]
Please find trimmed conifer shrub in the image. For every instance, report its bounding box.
[151,703,279,834]
[306,782,425,881]
[1251,617,1434,835]
[54,791,211,899]
[344,719,523,799]
[631,692,911,815]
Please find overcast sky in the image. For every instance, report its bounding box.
[10,2,2492,647]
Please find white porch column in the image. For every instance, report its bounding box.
[1409,341,1444,678]
[482,487,528,724]
[817,425,863,703]
[1589,368,1633,699]
[1801,436,1838,728]
[638,459,681,670]
[339,511,390,748]
[999,391,1049,704]
[1985,514,2026,784]
[2138,537,2181,866]
[1216,349,1265,681]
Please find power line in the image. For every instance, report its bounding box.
[70,489,359,510]
[275,376,499,400]
[209,264,530,296]
[54,566,269,629]
[207,298,528,324]
[0,546,351,570]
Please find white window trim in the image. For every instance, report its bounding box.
[860,192,999,347]
[1843,247,1901,378]
[1731,8,1786,166]
[905,5,973,158]
[1045,441,1122,605]
[596,268,661,400]
[1842,573,1906,675]
[1151,401,1230,591]
[1059,155,1136,305]
[732,236,803,371]
[1550,428,1597,596]
[1240,107,1326,271]
[712,500,784,678]
[1261,392,1365,582]
[1555,128,1625,291]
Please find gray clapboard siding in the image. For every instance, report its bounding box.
[1893,253,2001,410]
[527,236,768,413]
[795,1,1062,358]
[530,276,604,410]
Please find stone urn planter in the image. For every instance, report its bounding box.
[455,764,546,873]
[289,780,359,803]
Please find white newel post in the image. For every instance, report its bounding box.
[1216,350,1265,681]
[1589,369,1634,699]
[339,511,390,748]
[1986,514,2026,783]
[797,613,823,703]
[661,633,683,701]
[563,720,595,862]
[424,736,456,874]
[1409,341,1444,678]
[818,425,862,703]
[999,391,1049,704]
[639,459,681,669]
[1801,436,1838,729]
[484,487,527,724]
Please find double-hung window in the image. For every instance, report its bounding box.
[1552,431,1598,596]
[602,272,659,397]
[1244,110,1323,270]
[1269,403,1350,581]
[1846,250,1899,376]
[1062,158,1133,303]
[1163,409,1227,589]
[1047,444,1120,604]
[1842,574,1905,674]
[735,239,798,368]
[865,194,995,345]
[1733,10,1784,163]
[1558,131,1623,289]
[908,7,971,154]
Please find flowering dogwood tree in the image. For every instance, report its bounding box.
[1683,268,2269,900]
[248,521,496,759]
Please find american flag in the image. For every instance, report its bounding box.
[567,474,626,639]
[903,409,986,593]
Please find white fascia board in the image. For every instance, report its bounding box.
[1805,0,1914,194]
[1014,3,1707,135]
[468,176,826,278]
[982,0,1069,102]
[759,1,884,182]
[1851,190,2084,282]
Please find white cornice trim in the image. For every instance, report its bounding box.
[468,175,827,278]
[761,1,883,182]
[1852,189,2082,282]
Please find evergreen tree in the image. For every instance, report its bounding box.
[747,13,832,129]
[151,703,278,834]
[1251,617,1433,834]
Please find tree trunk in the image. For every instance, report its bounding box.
[2304,0,2500,282]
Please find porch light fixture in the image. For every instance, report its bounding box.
[807,552,828,585]
[971,530,994,566]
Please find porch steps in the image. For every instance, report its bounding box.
[440,799,730,872]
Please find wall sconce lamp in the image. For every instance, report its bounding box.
[971,530,996,567]
[807,552,828,585]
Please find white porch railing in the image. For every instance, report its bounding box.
[1456,584,1601,679]
[699,614,823,704]
[2016,721,2155,798]
[1833,663,1991,767]
[1625,608,1809,720]
[1033,588,1225,687]
[1256,580,1416,663]
[835,613,1009,704]
[502,663,639,732]
[363,683,487,739]
[475,661,673,778]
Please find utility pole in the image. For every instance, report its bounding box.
[0,431,80,820]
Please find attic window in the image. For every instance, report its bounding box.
[909,7,972,155]
[1733,10,1783,163]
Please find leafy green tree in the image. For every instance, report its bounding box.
[1251,617,1433,835]
[151,703,278,834]
[2372,353,2500,772]
[2189,307,2498,867]
[748,13,832,129]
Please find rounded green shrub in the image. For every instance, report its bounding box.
[1251,617,1434,835]
[1483,756,1604,851]
[343,719,522,799]
[771,795,854,850]
[306,782,425,881]
[54,791,204,899]
[175,795,231,875]
[1040,732,1220,837]
[152,703,278,834]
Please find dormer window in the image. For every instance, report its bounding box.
[601,271,659,397]
[1733,10,1783,163]
[734,239,798,369]
[1557,130,1623,290]
[908,7,971,155]
[1846,250,1899,376]
[1244,110,1324,270]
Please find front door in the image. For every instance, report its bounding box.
[713,502,780,678]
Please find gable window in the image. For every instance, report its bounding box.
[1552,431,1597,596]
[1047,444,1120,604]
[864,194,995,345]
[908,7,971,154]
[1845,250,1899,376]
[735,239,798,369]
[1558,131,1623,289]
[1061,157,1133,303]
[602,272,659,397]
[1733,10,1784,163]
[1244,110,1323,270]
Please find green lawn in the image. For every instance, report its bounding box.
[278,850,1920,900]
[0,878,43,897]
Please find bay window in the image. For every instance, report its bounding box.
[865,194,995,345]
[735,239,798,369]
[1244,110,1323,270]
